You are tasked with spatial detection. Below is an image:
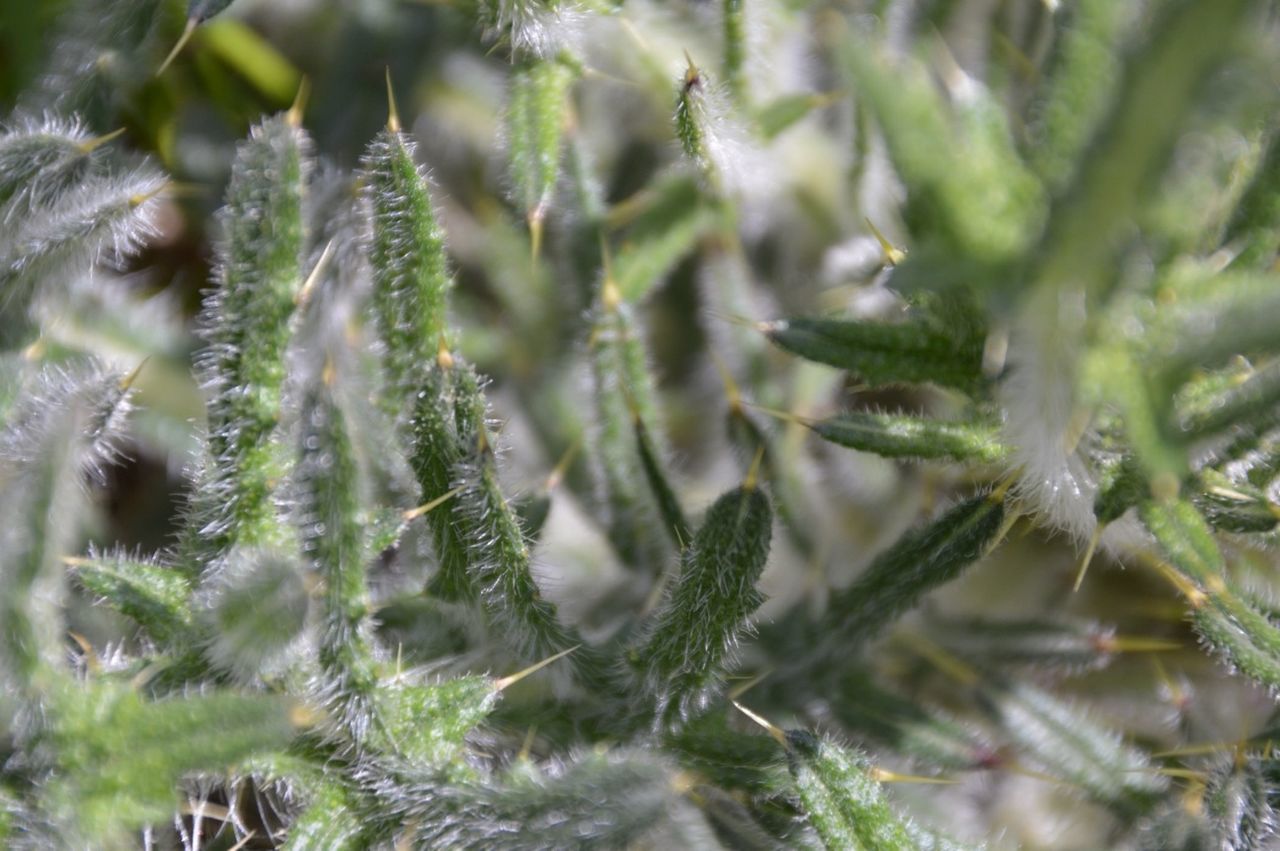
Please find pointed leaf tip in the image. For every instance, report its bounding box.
[385,67,401,133]
[157,18,198,77]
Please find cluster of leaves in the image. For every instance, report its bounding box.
[5,0,1280,848]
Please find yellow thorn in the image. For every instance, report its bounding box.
[296,239,336,307]
[1154,740,1247,759]
[62,555,94,568]
[157,18,198,77]
[1072,523,1102,592]
[288,701,324,728]
[682,50,701,89]
[494,644,580,691]
[982,501,1022,557]
[864,217,906,266]
[981,325,1009,378]
[402,485,465,521]
[744,401,811,428]
[77,127,128,154]
[21,338,46,362]
[898,632,979,686]
[287,77,311,127]
[730,700,787,747]
[68,631,102,674]
[744,444,766,491]
[528,205,545,263]
[544,437,582,493]
[436,333,455,370]
[321,355,337,388]
[870,767,957,785]
[517,725,539,762]
[385,67,402,133]
[116,356,151,392]
[727,668,772,700]
[128,180,170,208]
[708,349,742,413]
[227,832,257,851]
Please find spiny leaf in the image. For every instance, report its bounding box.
[587,279,672,576]
[46,684,300,842]
[362,126,451,402]
[784,729,929,851]
[632,483,772,730]
[69,549,193,645]
[634,412,691,551]
[1027,0,1135,191]
[508,56,576,246]
[384,748,703,849]
[0,393,84,692]
[808,410,1008,464]
[451,364,603,688]
[189,112,310,562]
[297,377,378,719]
[813,493,1007,656]
[409,360,472,602]
[0,163,164,350]
[1223,122,1280,270]
[764,295,987,393]
[203,546,308,680]
[1203,753,1280,849]
[979,678,1168,812]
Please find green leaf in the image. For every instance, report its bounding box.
[842,40,1042,263]
[813,493,1007,655]
[70,549,193,645]
[362,127,452,402]
[978,678,1167,813]
[1223,123,1280,270]
[756,92,828,140]
[809,411,1008,463]
[634,412,691,551]
[189,112,310,562]
[1026,0,1135,191]
[784,730,921,851]
[632,483,772,730]
[297,378,378,714]
[587,284,672,576]
[764,296,987,393]
[451,364,603,687]
[508,56,576,236]
[47,684,300,841]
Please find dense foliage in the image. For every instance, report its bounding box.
[3,0,1280,848]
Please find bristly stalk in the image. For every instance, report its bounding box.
[508,56,576,257]
[588,272,672,578]
[297,372,378,718]
[450,363,604,689]
[188,112,311,568]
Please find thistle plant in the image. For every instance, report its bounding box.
[5,0,1280,848]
